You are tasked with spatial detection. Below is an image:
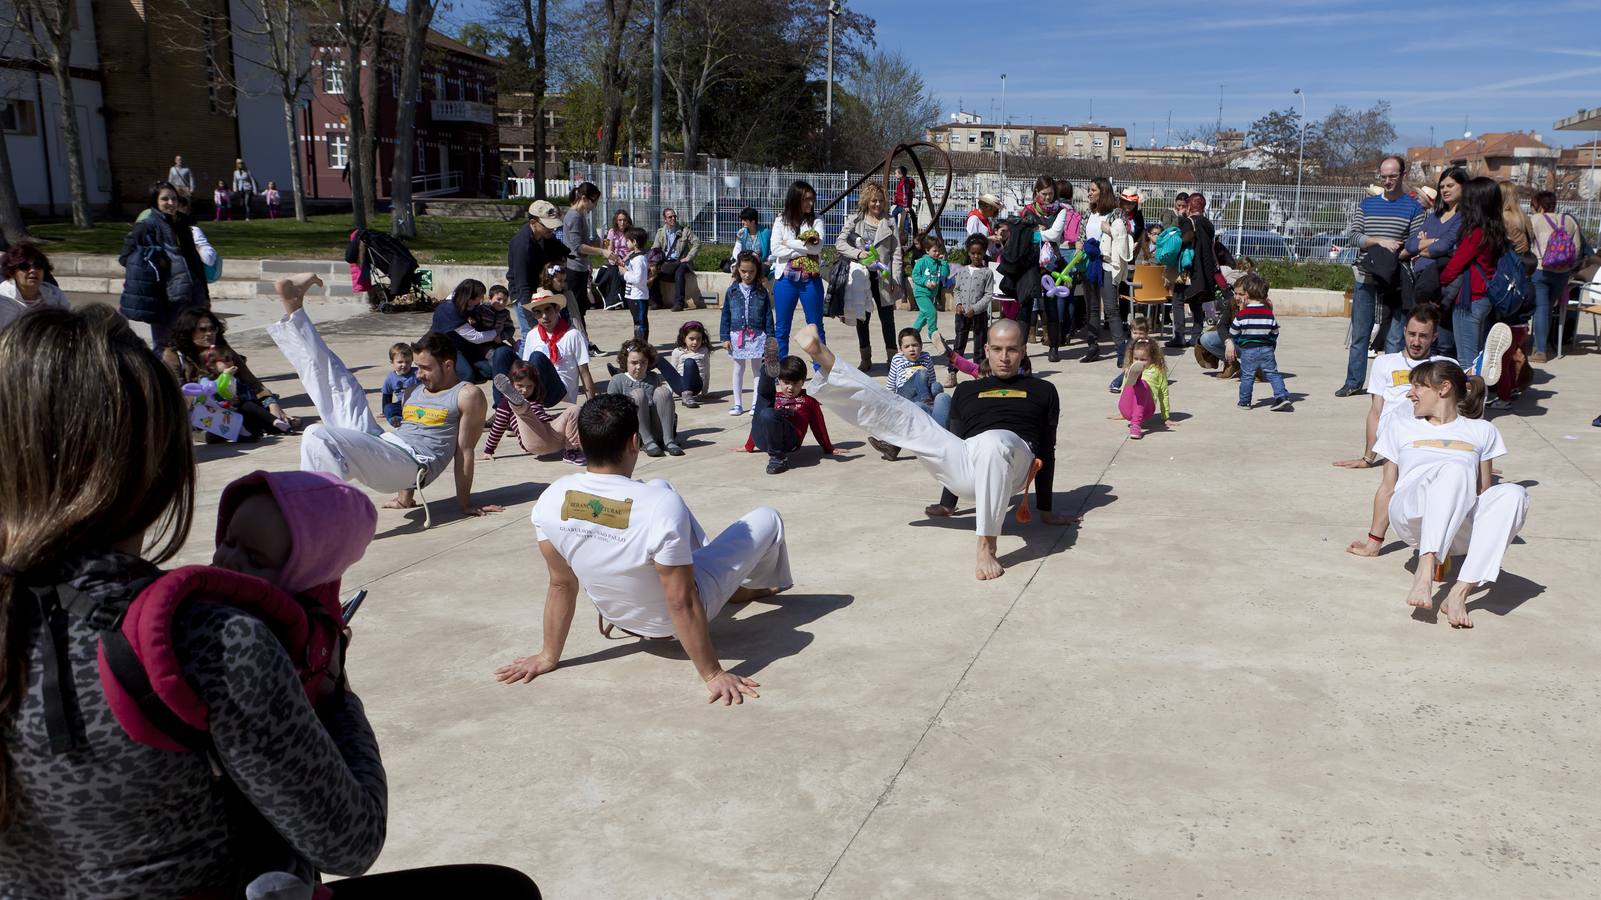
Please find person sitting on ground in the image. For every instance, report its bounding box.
[741,353,836,475]
[432,278,518,406]
[1109,314,1153,392]
[381,342,419,428]
[267,273,501,521]
[520,287,597,406]
[721,251,777,416]
[1111,336,1171,440]
[195,345,293,440]
[0,243,69,331]
[1334,305,1454,469]
[1344,360,1528,629]
[795,320,1076,581]
[1227,273,1293,411]
[606,338,684,458]
[482,360,586,465]
[868,329,980,461]
[665,320,715,408]
[162,306,298,431]
[494,393,792,704]
[474,283,517,346]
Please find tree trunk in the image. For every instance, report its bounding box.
[0,120,27,243]
[281,90,308,222]
[362,34,379,224]
[524,0,548,198]
[388,0,433,238]
[342,37,369,229]
[595,0,633,166]
[48,35,92,227]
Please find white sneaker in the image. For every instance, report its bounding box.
[1366,348,1378,359]
[1479,323,1511,387]
[728,405,744,416]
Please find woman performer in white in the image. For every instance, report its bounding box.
[1346,360,1529,628]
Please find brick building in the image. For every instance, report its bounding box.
[1406,132,1561,188]
[926,117,1126,162]
[497,91,564,176]
[301,14,499,201]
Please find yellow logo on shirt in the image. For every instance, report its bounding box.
[1390,370,1413,387]
[402,404,448,426]
[977,388,1026,399]
[1410,439,1476,452]
[561,490,633,529]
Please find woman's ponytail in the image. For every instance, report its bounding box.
[1460,375,1487,419]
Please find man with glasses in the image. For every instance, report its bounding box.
[651,207,700,312]
[1337,154,1426,397]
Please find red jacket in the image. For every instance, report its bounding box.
[743,393,834,454]
[893,177,913,208]
[1439,226,1497,307]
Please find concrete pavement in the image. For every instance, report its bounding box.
[108,294,1601,898]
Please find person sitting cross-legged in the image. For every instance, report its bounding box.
[494,394,793,704]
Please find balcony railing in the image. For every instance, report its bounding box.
[430,100,493,125]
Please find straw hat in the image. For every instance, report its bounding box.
[522,288,566,312]
[1414,185,1438,205]
[1118,188,1141,203]
[978,193,1002,209]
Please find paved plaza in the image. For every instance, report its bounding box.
[90,293,1601,898]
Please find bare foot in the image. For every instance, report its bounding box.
[1442,583,1474,628]
[729,585,788,604]
[976,537,1005,581]
[924,503,954,518]
[1406,555,1435,610]
[1345,537,1381,557]
[383,490,419,510]
[1040,511,1080,526]
[795,324,834,372]
[929,331,949,358]
[274,273,323,315]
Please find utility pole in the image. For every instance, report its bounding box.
[998,73,1006,197]
[1293,88,1306,238]
[1165,110,1171,147]
[825,0,840,168]
[1215,84,1224,147]
[650,0,662,222]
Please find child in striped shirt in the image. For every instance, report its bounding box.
[1227,272,1292,411]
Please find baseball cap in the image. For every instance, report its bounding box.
[527,200,562,228]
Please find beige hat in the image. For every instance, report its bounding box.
[521,288,566,312]
[527,199,562,229]
[1118,188,1141,202]
[978,193,1002,209]
[1414,185,1438,205]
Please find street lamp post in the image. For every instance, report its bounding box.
[650,0,662,223]
[998,74,1007,202]
[1293,88,1306,240]
[825,1,840,168]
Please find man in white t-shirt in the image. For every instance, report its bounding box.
[496,393,792,704]
[520,289,596,404]
[1333,305,1453,469]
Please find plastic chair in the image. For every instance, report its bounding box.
[1557,264,1601,358]
[1128,264,1168,333]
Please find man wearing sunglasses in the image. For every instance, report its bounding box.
[650,207,700,312]
[1338,154,1426,398]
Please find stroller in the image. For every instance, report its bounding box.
[346,229,435,313]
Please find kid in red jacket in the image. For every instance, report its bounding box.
[742,354,835,474]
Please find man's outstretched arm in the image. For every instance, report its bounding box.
[657,562,759,705]
[495,540,579,683]
[453,384,503,516]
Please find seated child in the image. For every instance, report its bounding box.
[664,320,714,408]
[380,342,419,428]
[484,361,586,465]
[743,354,834,475]
[210,469,379,900]
[870,329,978,460]
[197,345,293,441]
[1228,272,1292,411]
[470,283,517,347]
[606,338,683,457]
[1109,315,1153,393]
[1114,337,1171,439]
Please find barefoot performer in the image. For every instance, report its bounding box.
[496,394,793,704]
[266,273,502,523]
[794,320,1077,581]
[1344,360,1529,628]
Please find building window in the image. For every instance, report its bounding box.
[1056,137,1063,146]
[1112,138,1122,147]
[323,60,346,95]
[968,134,976,144]
[1073,138,1083,146]
[1093,138,1104,147]
[0,98,37,135]
[1036,136,1044,146]
[328,135,348,169]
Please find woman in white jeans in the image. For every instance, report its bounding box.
[1346,360,1529,628]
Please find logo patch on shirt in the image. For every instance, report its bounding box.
[1390,370,1413,387]
[977,388,1025,399]
[402,404,448,426]
[1410,439,1476,452]
[561,490,633,529]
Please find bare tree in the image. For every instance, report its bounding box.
[11,0,93,226]
[835,49,939,171]
[517,0,551,197]
[313,0,386,228]
[595,0,638,166]
[388,0,440,238]
[661,0,745,165]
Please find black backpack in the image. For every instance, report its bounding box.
[996,220,1038,297]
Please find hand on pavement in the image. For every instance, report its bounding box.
[704,670,760,705]
[461,504,506,517]
[495,654,558,684]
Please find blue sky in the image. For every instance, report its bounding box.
[437,0,1601,151]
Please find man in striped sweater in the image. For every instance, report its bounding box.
[1339,154,1426,397]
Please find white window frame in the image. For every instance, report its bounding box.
[328,134,349,169]
[323,60,346,95]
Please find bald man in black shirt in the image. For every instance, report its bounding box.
[797,320,1076,580]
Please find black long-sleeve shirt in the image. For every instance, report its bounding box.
[506,224,570,303]
[938,373,1059,511]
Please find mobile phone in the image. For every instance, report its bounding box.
[340,590,368,624]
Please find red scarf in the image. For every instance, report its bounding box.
[967,209,992,233]
[536,319,570,364]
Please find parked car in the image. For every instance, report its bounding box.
[1216,228,1297,262]
[1295,231,1357,264]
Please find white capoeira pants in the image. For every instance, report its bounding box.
[618,506,794,639]
[1389,464,1529,585]
[812,363,1034,537]
[267,309,432,493]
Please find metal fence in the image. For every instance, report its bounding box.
[559,162,1600,262]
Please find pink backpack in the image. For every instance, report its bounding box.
[1540,214,1578,271]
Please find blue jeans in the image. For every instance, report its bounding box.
[520,350,569,407]
[458,344,518,406]
[629,293,650,341]
[894,369,952,429]
[773,273,824,354]
[1238,345,1287,405]
[1532,268,1570,355]
[1452,296,1490,367]
[654,357,702,395]
[1199,329,1226,360]
[1343,280,1379,389]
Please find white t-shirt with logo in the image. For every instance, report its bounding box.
[1366,352,1456,424]
[532,472,706,638]
[1373,414,1506,494]
[522,326,591,403]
